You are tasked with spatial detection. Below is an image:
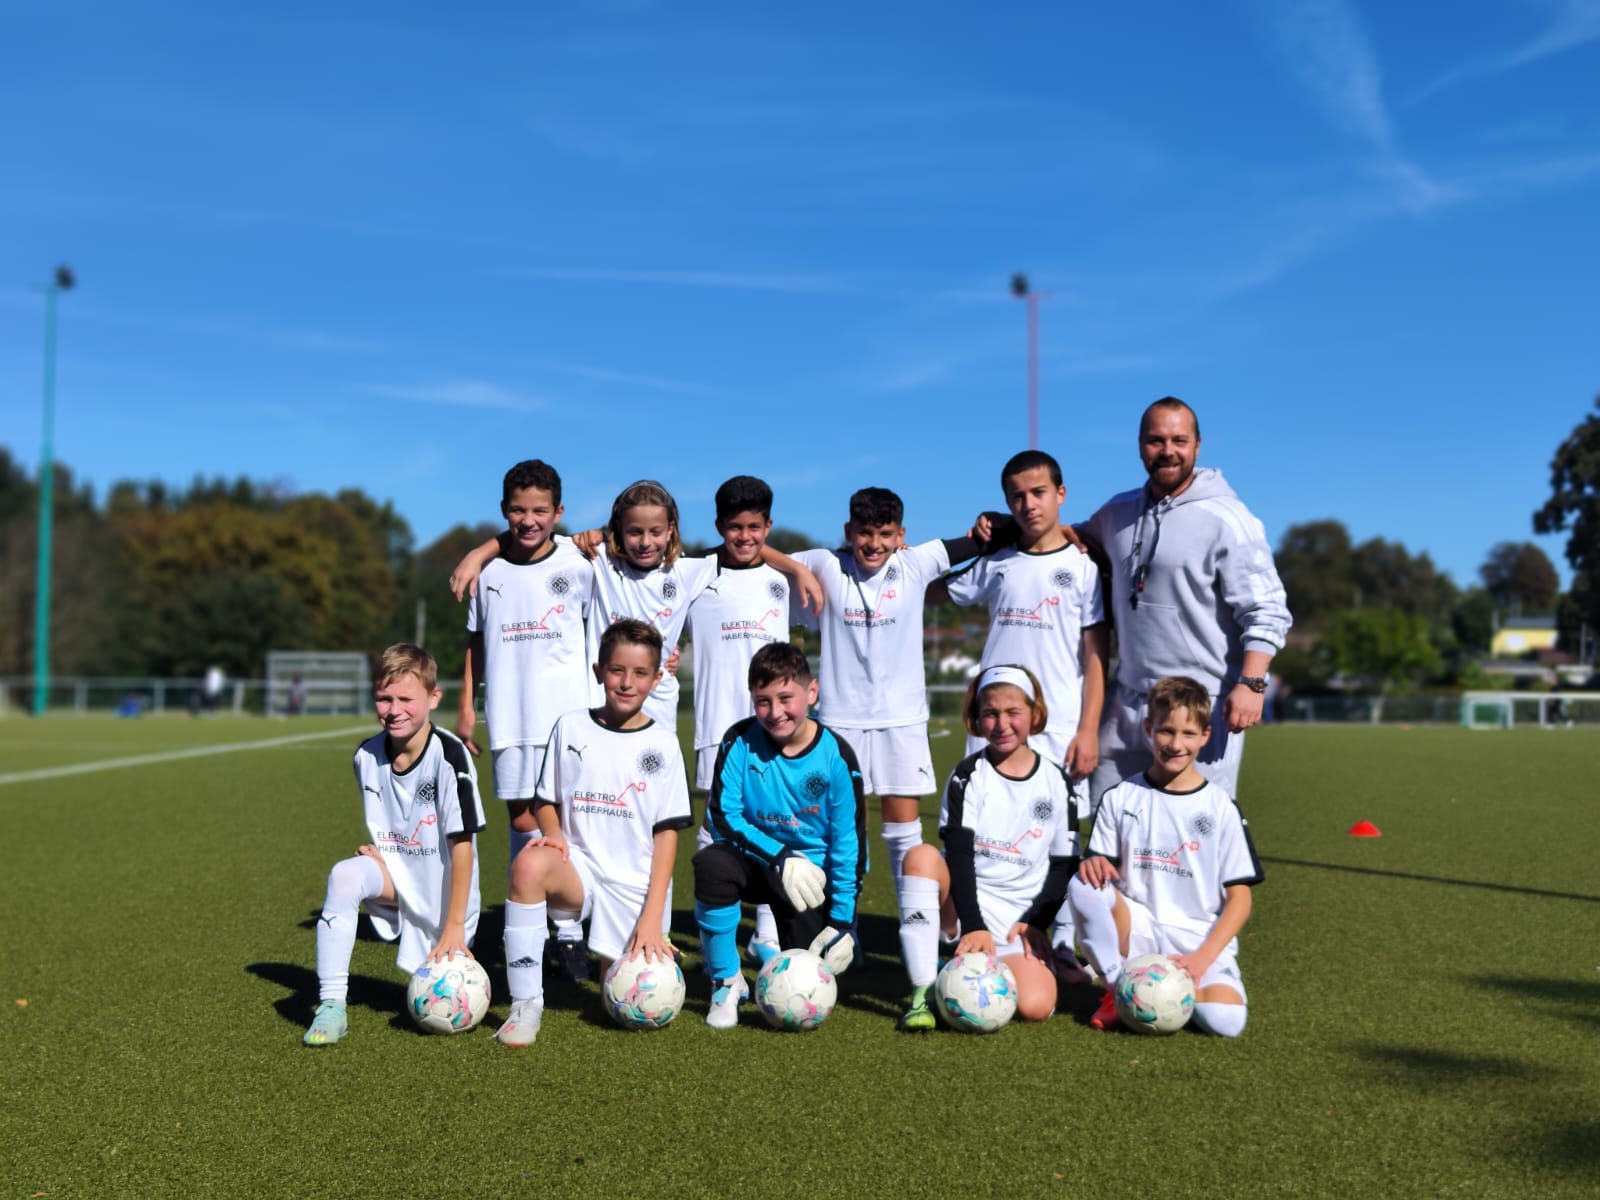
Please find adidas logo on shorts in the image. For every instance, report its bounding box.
[508,956,537,969]
[904,911,930,926]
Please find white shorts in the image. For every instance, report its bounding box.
[832,724,936,796]
[1091,685,1244,814]
[550,846,673,964]
[1119,893,1246,1001]
[366,899,481,977]
[490,744,545,802]
[964,729,1073,769]
[695,746,719,792]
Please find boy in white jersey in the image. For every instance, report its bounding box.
[687,476,792,960]
[786,487,986,884]
[1068,676,1261,1038]
[458,459,595,878]
[943,449,1108,972]
[496,619,692,1047]
[304,644,484,1046]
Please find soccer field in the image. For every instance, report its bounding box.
[2,717,1596,1198]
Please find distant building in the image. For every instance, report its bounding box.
[1490,615,1558,657]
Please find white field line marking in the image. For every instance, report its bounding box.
[0,725,372,787]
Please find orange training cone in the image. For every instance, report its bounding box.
[1348,820,1381,838]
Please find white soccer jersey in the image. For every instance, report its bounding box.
[536,709,693,895]
[1088,773,1263,942]
[586,545,717,725]
[945,543,1105,736]
[352,726,485,972]
[941,752,1079,936]
[795,542,951,728]
[686,560,791,752]
[466,537,594,750]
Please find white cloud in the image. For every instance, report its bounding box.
[1419,0,1600,97]
[355,381,544,412]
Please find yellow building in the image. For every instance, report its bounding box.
[1490,616,1558,657]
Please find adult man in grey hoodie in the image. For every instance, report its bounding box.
[1084,397,1291,809]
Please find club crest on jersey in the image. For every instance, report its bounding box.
[637,748,667,776]
[548,573,573,596]
[1033,799,1053,822]
[661,579,679,601]
[416,780,437,807]
[767,580,787,601]
[885,565,900,583]
[802,771,829,800]
[1052,568,1074,588]
[1190,813,1215,838]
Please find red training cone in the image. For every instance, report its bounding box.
[1348,820,1382,838]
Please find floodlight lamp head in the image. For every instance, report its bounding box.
[53,265,75,291]
[1010,273,1030,298]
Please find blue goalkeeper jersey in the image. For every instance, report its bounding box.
[706,717,867,926]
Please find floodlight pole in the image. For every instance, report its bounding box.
[32,265,75,716]
[1010,273,1051,450]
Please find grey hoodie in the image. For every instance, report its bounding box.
[1084,467,1290,696]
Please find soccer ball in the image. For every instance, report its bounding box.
[1112,953,1195,1035]
[406,955,491,1034]
[754,949,837,1031]
[602,952,686,1030]
[934,952,1018,1033]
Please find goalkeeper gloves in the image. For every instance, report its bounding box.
[775,850,827,912]
[808,925,857,974]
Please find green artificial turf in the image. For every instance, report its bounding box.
[1,717,1596,1198]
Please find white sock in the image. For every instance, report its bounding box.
[1050,897,1080,955]
[1068,875,1123,985]
[1193,1002,1247,1038]
[553,916,584,944]
[504,900,548,1006]
[896,875,941,988]
[315,855,385,1004]
[752,904,779,947]
[507,826,537,880]
[882,820,924,881]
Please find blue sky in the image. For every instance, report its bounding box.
[3,0,1597,591]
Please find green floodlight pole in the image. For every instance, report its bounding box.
[32,265,75,716]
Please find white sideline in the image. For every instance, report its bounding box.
[0,725,372,787]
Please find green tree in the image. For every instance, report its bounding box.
[1350,538,1459,623]
[1479,541,1559,614]
[1451,587,1496,656]
[1533,395,1600,638]
[1274,519,1356,624]
[1321,607,1444,692]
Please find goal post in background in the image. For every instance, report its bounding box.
[265,651,370,717]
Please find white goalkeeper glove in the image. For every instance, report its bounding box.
[808,925,856,975]
[775,850,827,912]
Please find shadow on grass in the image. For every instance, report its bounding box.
[1261,856,1600,903]
[246,960,407,1030]
[1467,974,1600,1006]
[1519,1120,1600,1175]
[1350,1043,1543,1084]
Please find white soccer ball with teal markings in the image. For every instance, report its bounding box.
[603,952,686,1030]
[1112,953,1195,1035]
[934,952,1018,1033]
[406,955,491,1034]
[755,949,837,1031]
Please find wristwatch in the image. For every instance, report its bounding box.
[1237,675,1269,694]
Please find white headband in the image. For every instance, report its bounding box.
[976,665,1036,698]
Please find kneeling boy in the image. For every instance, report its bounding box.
[305,644,484,1046]
[497,619,692,1048]
[1068,676,1262,1037]
[693,643,867,1029]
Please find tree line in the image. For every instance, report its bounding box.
[2,395,1595,691]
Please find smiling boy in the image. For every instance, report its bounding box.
[1067,675,1262,1037]
[458,459,595,881]
[692,644,867,1029]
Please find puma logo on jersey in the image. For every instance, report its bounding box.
[316,913,336,929]
[484,584,504,597]
[568,745,586,760]
[917,765,932,778]
[702,580,721,594]
[362,785,381,799]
